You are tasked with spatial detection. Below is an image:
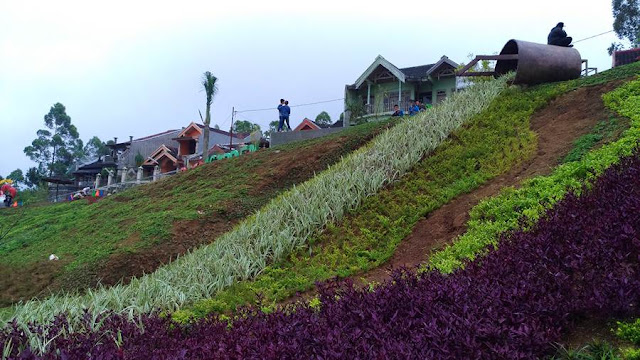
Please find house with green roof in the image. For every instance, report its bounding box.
[344,55,459,124]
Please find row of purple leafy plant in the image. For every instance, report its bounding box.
[3,151,640,359]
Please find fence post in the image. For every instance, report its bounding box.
[153,166,160,181]
[121,167,127,183]
[107,170,114,187]
[136,166,143,184]
[95,173,102,189]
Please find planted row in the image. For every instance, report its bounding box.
[2,75,513,351]
[176,60,640,320]
[4,141,640,359]
[429,73,640,273]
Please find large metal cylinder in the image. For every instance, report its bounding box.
[495,39,582,85]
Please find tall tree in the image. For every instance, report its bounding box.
[613,0,640,45]
[201,72,219,160]
[83,136,110,160]
[25,167,43,188]
[264,120,280,138]
[315,111,332,127]
[610,0,640,53]
[23,103,83,177]
[232,120,261,134]
[6,169,24,188]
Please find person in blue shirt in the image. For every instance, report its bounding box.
[282,100,292,131]
[277,99,286,132]
[391,104,404,117]
[409,100,421,116]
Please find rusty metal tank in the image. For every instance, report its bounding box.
[494,39,582,85]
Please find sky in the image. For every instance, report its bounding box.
[0,0,629,178]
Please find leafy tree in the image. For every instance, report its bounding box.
[7,169,24,187]
[83,136,110,160]
[233,120,261,134]
[315,111,332,127]
[135,152,144,167]
[264,120,280,138]
[201,71,219,159]
[25,167,43,188]
[23,103,83,177]
[613,0,640,46]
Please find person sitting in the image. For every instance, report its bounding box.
[391,104,404,117]
[547,22,573,47]
[409,100,421,116]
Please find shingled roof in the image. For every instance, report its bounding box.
[400,64,436,79]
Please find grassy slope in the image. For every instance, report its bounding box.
[0,120,391,304]
[174,63,640,320]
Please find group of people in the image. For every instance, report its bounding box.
[277,99,292,132]
[0,183,17,208]
[392,100,432,117]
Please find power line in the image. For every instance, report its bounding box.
[235,98,344,114]
[573,30,615,43]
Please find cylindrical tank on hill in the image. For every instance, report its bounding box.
[495,39,582,85]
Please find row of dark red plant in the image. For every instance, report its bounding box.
[3,152,640,359]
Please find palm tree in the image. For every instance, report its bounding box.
[201,71,218,161]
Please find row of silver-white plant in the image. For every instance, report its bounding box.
[3,74,513,353]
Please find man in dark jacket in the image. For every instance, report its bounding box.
[548,22,573,47]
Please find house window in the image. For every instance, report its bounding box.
[436,90,447,104]
[419,92,433,106]
[384,91,411,112]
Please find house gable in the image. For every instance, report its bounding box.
[426,56,459,79]
[294,118,321,131]
[354,55,406,89]
[143,145,179,167]
[177,122,203,139]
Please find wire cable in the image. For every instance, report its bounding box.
[573,30,615,43]
[235,98,344,114]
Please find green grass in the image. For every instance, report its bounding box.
[0,120,391,302]
[172,62,640,321]
[562,115,629,163]
[428,68,640,274]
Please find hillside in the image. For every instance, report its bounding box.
[0,120,391,306]
[2,62,640,357]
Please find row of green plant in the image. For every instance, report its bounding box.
[171,62,640,321]
[2,75,511,332]
[0,119,391,307]
[616,319,640,359]
[428,72,640,273]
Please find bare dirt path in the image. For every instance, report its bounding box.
[358,81,625,285]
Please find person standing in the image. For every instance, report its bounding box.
[277,99,286,132]
[547,22,573,47]
[283,100,292,131]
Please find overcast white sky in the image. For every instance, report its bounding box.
[0,0,628,177]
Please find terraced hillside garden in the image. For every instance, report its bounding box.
[0,120,392,307]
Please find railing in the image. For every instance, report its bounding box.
[48,169,180,203]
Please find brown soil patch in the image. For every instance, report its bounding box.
[38,125,391,296]
[359,80,626,285]
[0,258,70,307]
[277,80,630,311]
